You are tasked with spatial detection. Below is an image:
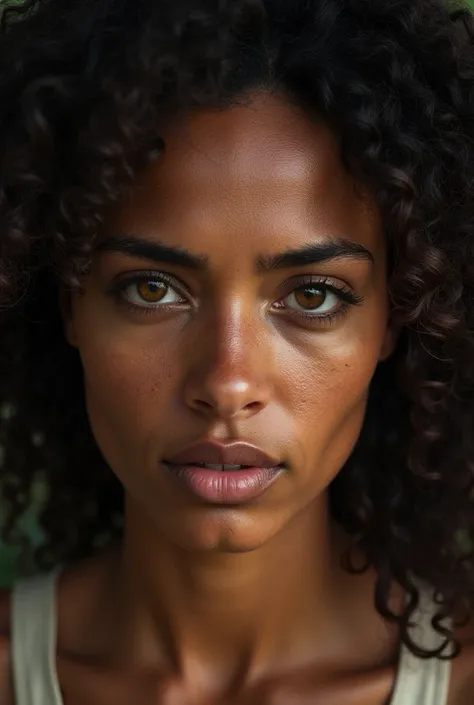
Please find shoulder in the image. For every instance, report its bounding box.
[449,621,474,705]
[0,588,12,703]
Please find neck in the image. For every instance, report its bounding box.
[108,494,373,688]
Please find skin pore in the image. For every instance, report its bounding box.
[4,91,474,703]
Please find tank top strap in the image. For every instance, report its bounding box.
[11,570,63,705]
[390,587,452,705]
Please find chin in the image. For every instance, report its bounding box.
[159,509,286,554]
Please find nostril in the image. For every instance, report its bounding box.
[245,401,262,412]
[194,399,214,411]
[189,397,263,420]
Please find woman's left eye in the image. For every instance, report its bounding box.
[283,285,340,315]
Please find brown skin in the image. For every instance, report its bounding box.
[1,92,474,703]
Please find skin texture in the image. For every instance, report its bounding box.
[1,93,474,703]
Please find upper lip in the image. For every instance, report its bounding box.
[164,441,282,468]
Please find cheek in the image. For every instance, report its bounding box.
[72,302,180,451]
[282,324,380,417]
[278,322,383,481]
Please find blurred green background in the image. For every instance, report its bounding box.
[0,0,474,586]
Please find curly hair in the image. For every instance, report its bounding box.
[0,0,474,659]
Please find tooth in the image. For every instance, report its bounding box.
[203,464,243,471]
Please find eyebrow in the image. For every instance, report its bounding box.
[95,235,208,271]
[96,234,374,272]
[256,238,374,271]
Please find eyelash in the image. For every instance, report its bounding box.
[108,271,364,324]
[108,271,188,315]
[276,274,363,324]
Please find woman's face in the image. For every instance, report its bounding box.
[66,93,395,552]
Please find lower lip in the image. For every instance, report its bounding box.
[162,463,284,504]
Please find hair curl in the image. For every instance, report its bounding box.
[1,0,474,660]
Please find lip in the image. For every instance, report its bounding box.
[164,440,282,468]
[163,440,285,504]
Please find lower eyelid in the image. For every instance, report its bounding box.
[291,303,351,325]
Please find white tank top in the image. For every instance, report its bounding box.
[10,571,452,704]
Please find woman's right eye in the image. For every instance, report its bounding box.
[112,273,189,312]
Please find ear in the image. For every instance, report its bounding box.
[59,286,79,348]
[379,319,400,362]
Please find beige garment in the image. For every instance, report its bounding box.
[10,571,451,705]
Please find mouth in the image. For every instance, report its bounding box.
[162,440,285,504]
[164,439,282,469]
[189,463,254,471]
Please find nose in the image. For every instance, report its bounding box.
[182,304,272,421]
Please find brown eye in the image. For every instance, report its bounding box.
[118,275,185,309]
[281,284,341,316]
[136,280,168,303]
[293,286,327,310]
[275,279,362,322]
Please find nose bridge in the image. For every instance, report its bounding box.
[214,298,257,370]
[183,296,271,419]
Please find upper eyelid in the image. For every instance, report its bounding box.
[278,275,357,298]
[115,271,353,290]
[111,270,187,292]
[279,272,354,288]
[114,270,178,283]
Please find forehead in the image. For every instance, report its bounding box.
[106,93,382,257]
